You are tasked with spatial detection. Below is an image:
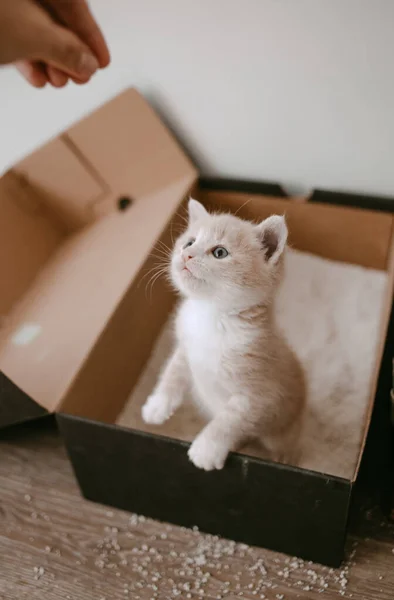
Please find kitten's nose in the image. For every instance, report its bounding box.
[183,254,193,262]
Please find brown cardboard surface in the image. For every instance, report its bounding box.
[0,89,197,414]
[0,172,66,320]
[59,206,185,423]
[16,137,106,232]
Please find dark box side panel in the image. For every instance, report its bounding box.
[198,178,394,212]
[358,300,394,500]
[310,188,394,213]
[198,177,287,198]
[57,414,351,567]
[0,372,47,429]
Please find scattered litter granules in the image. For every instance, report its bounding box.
[33,566,45,581]
[87,511,358,599]
[27,494,394,600]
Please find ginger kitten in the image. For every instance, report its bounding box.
[142,199,305,471]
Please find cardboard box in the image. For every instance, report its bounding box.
[1,89,393,566]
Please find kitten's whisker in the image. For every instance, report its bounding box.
[172,222,186,231]
[150,247,171,259]
[170,219,174,246]
[138,262,169,288]
[148,259,170,272]
[149,257,170,267]
[156,240,172,254]
[174,207,189,226]
[149,255,169,266]
[146,268,168,302]
[144,269,167,299]
[169,222,186,243]
[234,196,253,217]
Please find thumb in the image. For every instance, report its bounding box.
[33,21,99,80]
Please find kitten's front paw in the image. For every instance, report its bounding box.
[142,393,172,425]
[188,433,229,471]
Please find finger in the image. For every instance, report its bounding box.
[46,65,69,88]
[41,0,110,68]
[71,76,91,85]
[15,60,48,88]
[32,21,99,80]
[48,69,88,86]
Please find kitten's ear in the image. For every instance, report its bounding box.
[188,198,208,222]
[255,215,288,264]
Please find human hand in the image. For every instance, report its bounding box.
[0,0,110,88]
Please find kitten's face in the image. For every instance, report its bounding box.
[170,199,287,308]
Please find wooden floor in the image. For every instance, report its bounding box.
[0,419,393,600]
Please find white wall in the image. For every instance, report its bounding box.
[1,0,394,197]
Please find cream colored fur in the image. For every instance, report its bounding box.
[141,199,305,471]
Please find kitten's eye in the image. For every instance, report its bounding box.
[183,238,195,249]
[212,246,228,259]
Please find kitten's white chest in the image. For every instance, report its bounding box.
[177,299,225,362]
[176,299,230,410]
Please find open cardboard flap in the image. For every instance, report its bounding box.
[0,89,197,425]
